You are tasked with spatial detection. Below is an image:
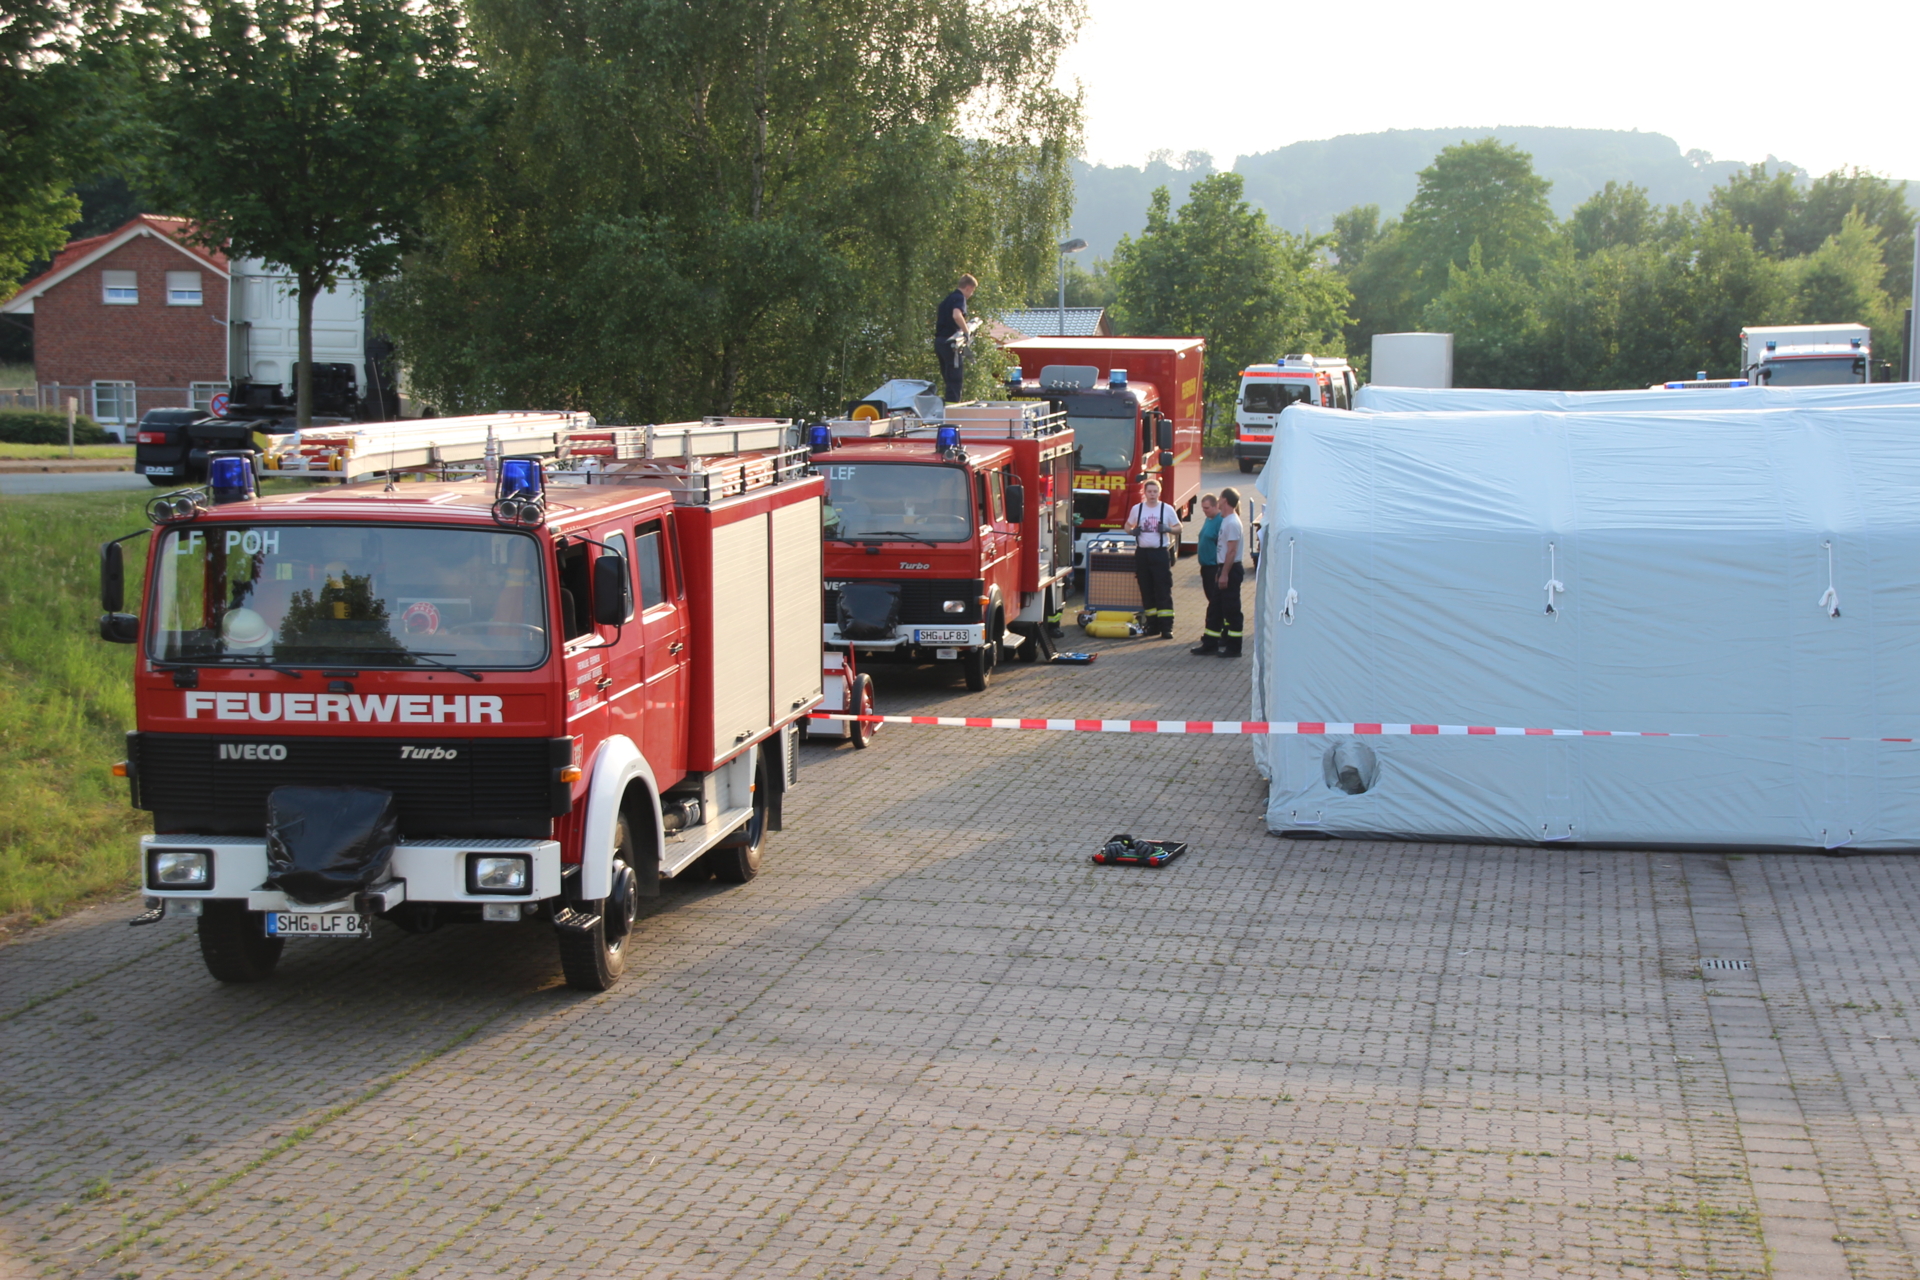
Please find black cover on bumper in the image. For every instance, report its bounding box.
[265,785,400,904]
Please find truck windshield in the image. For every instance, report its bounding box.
[818,463,973,541]
[1242,382,1315,414]
[1758,357,1867,386]
[148,524,549,668]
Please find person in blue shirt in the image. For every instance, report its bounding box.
[1189,493,1221,652]
[934,274,976,401]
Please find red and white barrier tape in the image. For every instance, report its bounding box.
[807,712,1916,744]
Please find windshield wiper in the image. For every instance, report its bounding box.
[387,651,484,682]
[858,531,939,547]
[171,654,307,680]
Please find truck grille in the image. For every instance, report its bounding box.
[823,579,982,627]
[130,733,567,838]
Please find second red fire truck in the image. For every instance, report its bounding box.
[808,390,1075,692]
[1003,336,1206,564]
[104,414,823,991]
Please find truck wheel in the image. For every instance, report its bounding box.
[852,674,878,749]
[556,814,638,991]
[963,642,994,691]
[1238,459,1255,474]
[708,752,768,883]
[197,901,284,983]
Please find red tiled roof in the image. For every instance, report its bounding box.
[11,214,228,298]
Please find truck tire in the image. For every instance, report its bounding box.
[962,642,993,691]
[556,813,638,991]
[197,900,284,983]
[707,751,768,883]
[1238,459,1256,474]
[852,674,878,749]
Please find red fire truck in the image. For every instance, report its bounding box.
[1003,337,1205,563]
[101,415,823,992]
[810,392,1074,692]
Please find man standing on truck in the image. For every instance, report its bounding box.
[935,274,977,401]
[1124,478,1180,638]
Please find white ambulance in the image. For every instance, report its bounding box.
[1233,356,1356,473]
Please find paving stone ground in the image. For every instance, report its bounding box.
[3,467,1918,1279]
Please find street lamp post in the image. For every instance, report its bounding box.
[1057,238,1087,336]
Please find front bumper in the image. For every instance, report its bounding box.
[823,622,987,651]
[137,834,563,910]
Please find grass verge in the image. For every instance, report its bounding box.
[0,444,135,461]
[0,489,152,925]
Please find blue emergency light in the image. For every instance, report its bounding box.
[1007,367,1022,387]
[498,456,544,500]
[206,451,256,504]
[1110,369,1128,389]
[809,424,833,454]
[935,425,961,452]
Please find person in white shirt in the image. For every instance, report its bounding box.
[1123,478,1180,638]
[1193,487,1245,657]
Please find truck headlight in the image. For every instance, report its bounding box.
[148,848,212,889]
[942,600,967,613]
[468,854,532,895]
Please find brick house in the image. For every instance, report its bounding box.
[1,215,230,433]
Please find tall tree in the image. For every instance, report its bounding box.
[0,0,141,289]
[1111,172,1350,431]
[1569,181,1655,258]
[380,0,1081,423]
[1421,244,1543,389]
[143,0,484,425]
[1709,161,1803,255]
[1793,209,1901,367]
[1400,138,1556,290]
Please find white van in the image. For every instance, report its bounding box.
[1233,356,1356,473]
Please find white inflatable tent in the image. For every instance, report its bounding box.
[1353,383,1920,413]
[1251,403,1920,851]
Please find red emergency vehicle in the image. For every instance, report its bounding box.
[101,416,822,991]
[810,395,1074,691]
[1003,336,1205,562]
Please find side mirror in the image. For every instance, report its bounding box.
[1156,416,1174,452]
[1159,450,1175,467]
[101,541,125,612]
[99,613,138,644]
[1004,484,1025,524]
[591,554,631,626]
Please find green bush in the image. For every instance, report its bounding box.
[0,408,111,445]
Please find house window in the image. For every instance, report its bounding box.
[93,381,136,425]
[167,271,203,306]
[190,382,224,413]
[102,270,138,305]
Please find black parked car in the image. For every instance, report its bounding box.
[133,408,210,487]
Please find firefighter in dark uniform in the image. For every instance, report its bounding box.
[1123,478,1180,638]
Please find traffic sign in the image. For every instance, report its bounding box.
[209,391,230,417]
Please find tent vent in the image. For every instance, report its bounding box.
[1698,958,1751,971]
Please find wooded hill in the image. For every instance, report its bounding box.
[1070,127,1918,261]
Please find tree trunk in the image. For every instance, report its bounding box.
[718,340,739,416]
[296,268,316,428]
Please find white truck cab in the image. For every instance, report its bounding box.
[1234,356,1356,474]
[1740,324,1872,387]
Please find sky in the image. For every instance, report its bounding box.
[1057,0,1920,179]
